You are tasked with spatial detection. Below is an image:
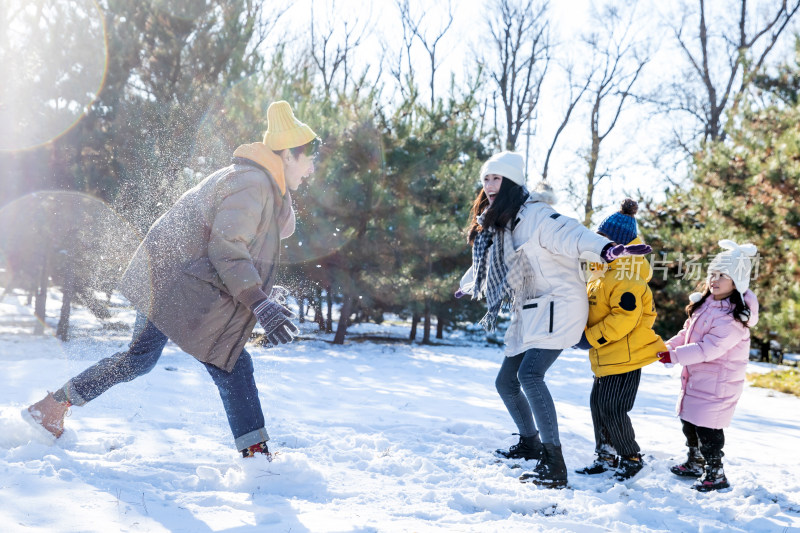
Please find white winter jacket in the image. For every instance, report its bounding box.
[461,193,610,356]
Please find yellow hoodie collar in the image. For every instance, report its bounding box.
[233,142,286,195]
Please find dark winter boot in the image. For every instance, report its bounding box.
[575,449,619,475]
[495,434,543,461]
[519,443,568,489]
[693,458,729,492]
[241,441,273,461]
[26,392,71,438]
[614,453,645,481]
[670,446,705,478]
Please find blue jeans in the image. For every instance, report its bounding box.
[495,348,563,446]
[62,313,268,451]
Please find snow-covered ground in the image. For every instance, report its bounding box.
[1,290,799,533]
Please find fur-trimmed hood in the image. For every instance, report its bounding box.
[528,182,558,205]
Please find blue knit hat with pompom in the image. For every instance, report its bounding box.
[597,198,639,244]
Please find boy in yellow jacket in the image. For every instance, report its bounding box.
[575,199,666,481]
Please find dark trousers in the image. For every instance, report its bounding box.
[589,369,641,457]
[681,419,725,460]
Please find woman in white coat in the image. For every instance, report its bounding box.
[457,151,650,488]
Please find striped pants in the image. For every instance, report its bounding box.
[590,369,641,457]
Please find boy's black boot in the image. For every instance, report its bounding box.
[576,449,618,475]
[614,453,645,481]
[670,446,705,478]
[693,457,729,492]
[495,434,543,461]
[519,443,568,489]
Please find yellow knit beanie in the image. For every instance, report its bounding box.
[263,101,317,150]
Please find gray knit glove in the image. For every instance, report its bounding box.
[253,299,299,345]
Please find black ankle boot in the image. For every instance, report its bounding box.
[694,458,729,492]
[670,446,705,478]
[519,443,568,489]
[614,453,644,481]
[576,451,618,475]
[495,434,543,461]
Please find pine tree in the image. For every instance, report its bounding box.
[0,0,270,336]
[382,83,490,342]
[107,0,268,232]
[644,44,800,355]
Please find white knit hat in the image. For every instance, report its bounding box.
[707,239,758,295]
[480,151,526,187]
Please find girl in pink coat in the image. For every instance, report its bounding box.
[657,240,759,492]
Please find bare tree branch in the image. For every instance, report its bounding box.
[309,0,372,101]
[395,0,454,109]
[541,66,591,182]
[665,0,800,144]
[483,0,552,151]
[580,2,649,226]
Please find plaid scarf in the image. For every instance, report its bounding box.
[472,218,532,332]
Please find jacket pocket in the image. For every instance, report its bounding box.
[688,369,718,396]
[519,295,555,343]
[597,337,632,366]
[183,257,228,293]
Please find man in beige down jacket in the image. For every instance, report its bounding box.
[26,101,319,459]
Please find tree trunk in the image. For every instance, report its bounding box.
[760,339,770,363]
[34,255,48,335]
[298,296,305,323]
[56,276,74,342]
[333,295,353,345]
[409,312,420,340]
[314,287,324,331]
[326,289,333,333]
[436,315,444,339]
[584,134,600,227]
[0,272,14,303]
[422,301,431,344]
